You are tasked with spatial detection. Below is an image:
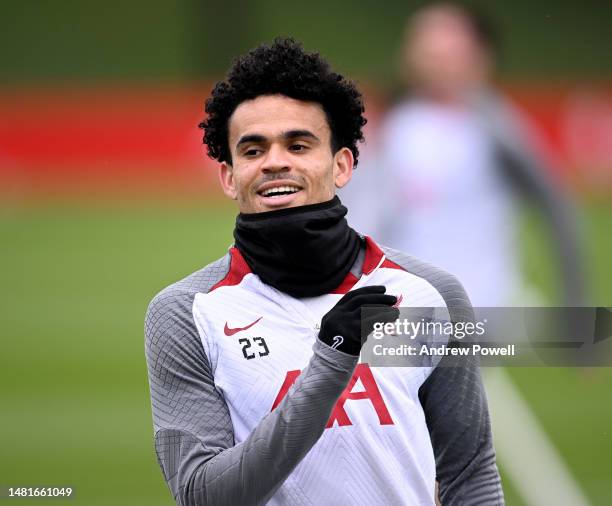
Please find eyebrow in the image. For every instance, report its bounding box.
[235,129,320,150]
[284,129,319,142]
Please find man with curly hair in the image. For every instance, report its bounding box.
[145,38,504,505]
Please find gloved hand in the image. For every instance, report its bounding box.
[318,285,399,356]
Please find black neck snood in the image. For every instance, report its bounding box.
[234,196,361,298]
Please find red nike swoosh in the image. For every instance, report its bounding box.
[224,316,263,336]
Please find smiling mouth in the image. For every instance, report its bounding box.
[258,185,302,198]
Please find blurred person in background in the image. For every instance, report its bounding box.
[345,1,584,308]
[341,3,593,504]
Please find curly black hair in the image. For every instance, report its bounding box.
[199,38,366,166]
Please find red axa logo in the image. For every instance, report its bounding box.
[271,364,394,427]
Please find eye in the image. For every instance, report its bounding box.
[244,147,262,157]
[289,144,307,152]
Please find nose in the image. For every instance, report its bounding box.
[261,144,291,174]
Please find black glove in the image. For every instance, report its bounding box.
[318,285,399,356]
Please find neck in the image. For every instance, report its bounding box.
[233,196,362,298]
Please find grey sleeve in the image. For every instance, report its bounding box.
[145,257,358,506]
[382,247,505,505]
[475,91,586,306]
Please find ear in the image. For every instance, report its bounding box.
[333,147,354,189]
[219,161,238,200]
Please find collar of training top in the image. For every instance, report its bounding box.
[233,196,362,298]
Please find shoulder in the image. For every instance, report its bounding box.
[145,253,232,343]
[472,89,531,144]
[151,253,232,304]
[380,244,474,322]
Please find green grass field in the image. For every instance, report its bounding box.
[1,199,610,505]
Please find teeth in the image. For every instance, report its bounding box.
[261,185,300,197]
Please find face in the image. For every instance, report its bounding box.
[220,94,353,213]
[403,6,490,99]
